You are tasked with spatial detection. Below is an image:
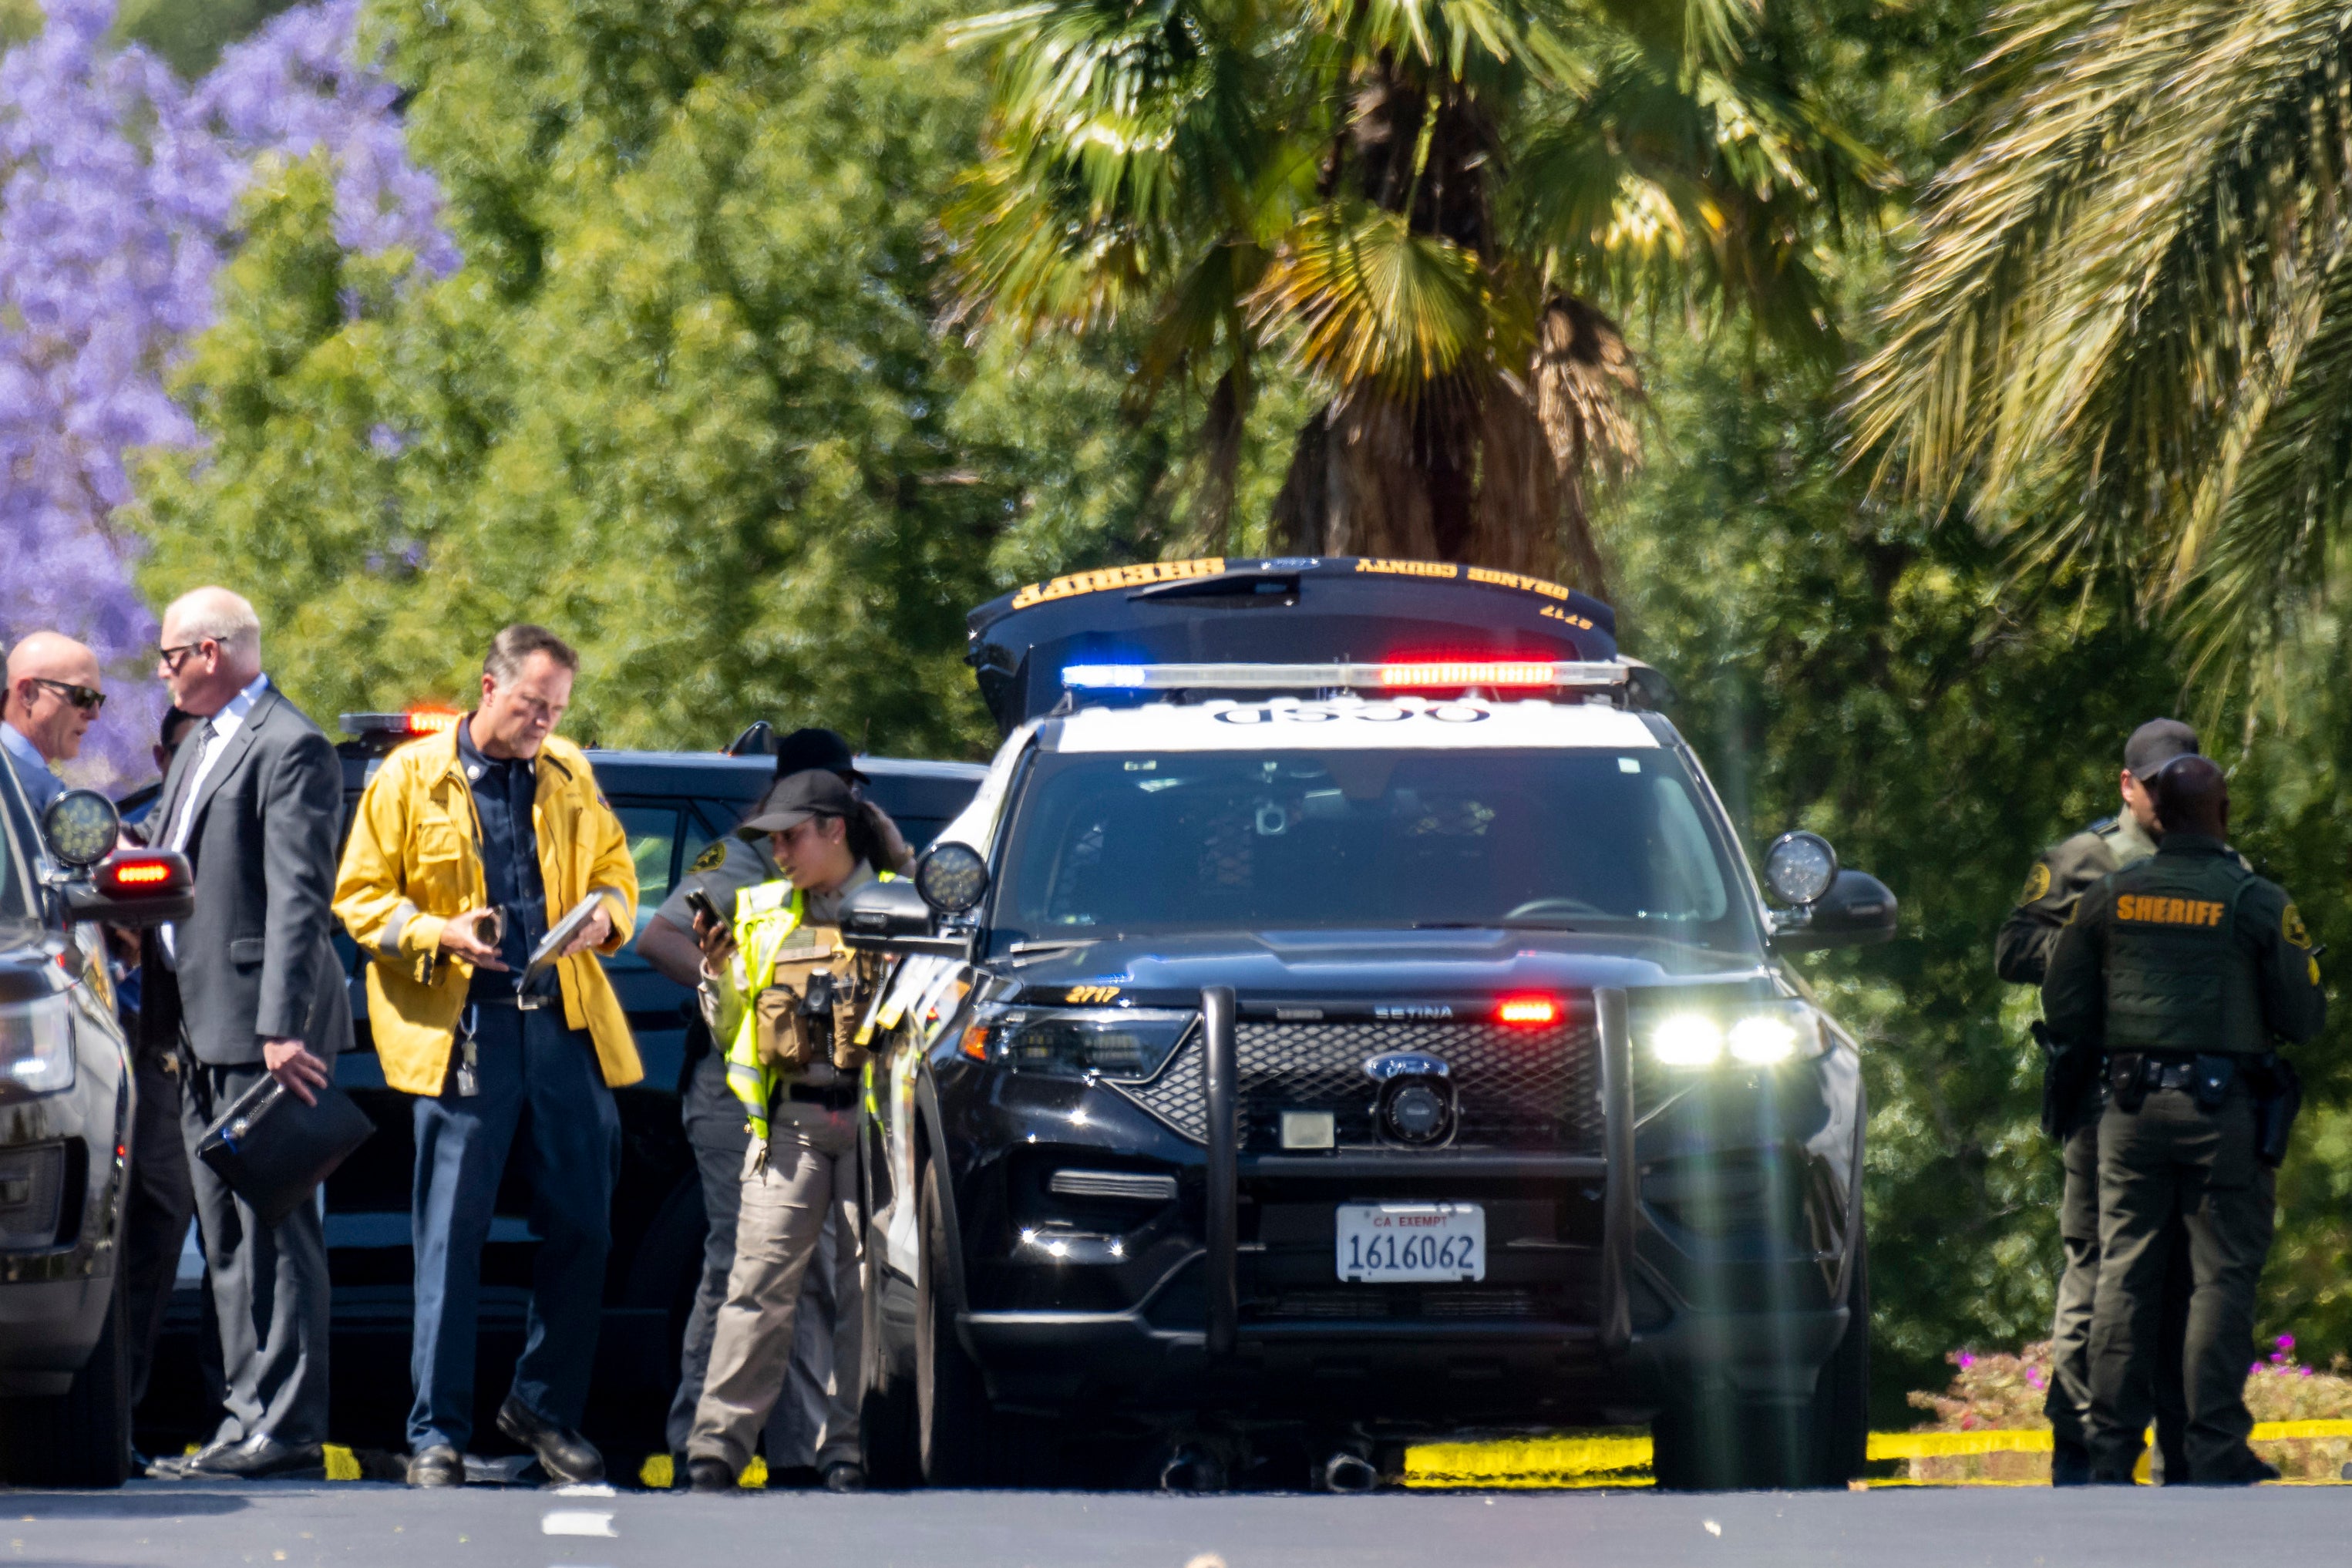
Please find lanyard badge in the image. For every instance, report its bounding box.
[454,1004,481,1099]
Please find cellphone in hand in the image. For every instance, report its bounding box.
[684,887,727,930]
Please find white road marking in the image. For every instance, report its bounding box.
[543,1511,617,1537]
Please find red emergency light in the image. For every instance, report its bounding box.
[1377,660,1559,688]
[405,706,462,735]
[98,853,189,897]
[1496,994,1561,1027]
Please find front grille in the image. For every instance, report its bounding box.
[1105,1014,1601,1150]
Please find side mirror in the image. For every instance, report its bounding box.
[841,877,967,957]
[914,842,990,915]
[1772,870,1898,952]
[42,789,120,870]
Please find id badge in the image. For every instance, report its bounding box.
[454,1007,480,1099]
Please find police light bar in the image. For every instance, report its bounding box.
[1059,660,1630,692]
[339,707,463,739]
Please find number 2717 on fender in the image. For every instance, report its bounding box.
[1335,1203,1486,1283]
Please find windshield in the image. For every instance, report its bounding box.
[991,748,1756,951]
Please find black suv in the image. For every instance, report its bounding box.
[847,558,1897,1491]
[0,772,193,1487]
[134,725,984,1459]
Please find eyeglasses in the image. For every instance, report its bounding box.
[28,678,105,713]
[156,641,210,675]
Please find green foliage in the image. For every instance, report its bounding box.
[114,0,301,76]
[137,0,1166,759]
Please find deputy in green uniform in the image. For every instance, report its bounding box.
[1997,718,2199,1485]
[682,768,890,1494]
[2042,755,2325,1484]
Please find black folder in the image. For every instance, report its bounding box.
[195,1074,375,1229]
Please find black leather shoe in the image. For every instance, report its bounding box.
[186,1435,327,1480]
[496,1397,604,1486]
[407,1445,463,1488]
[2195,1454,2281,1486]
[2050,1442,2092,1487]
[687,1456,736,1494]
[822,1462,866,1493]
[148,1435,237,1479]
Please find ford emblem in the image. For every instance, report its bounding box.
[1364,1052,1450,1081]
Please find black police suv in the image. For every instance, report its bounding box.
[0,770,193,1487]
[846,557,1897,1490]
[130,718,984,1460]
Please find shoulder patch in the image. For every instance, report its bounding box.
[2021,863,2052,903]
[691,841,728,875]
[2283,903,2313,950]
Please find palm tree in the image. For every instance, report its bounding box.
[948,0,1880,584]
[1848,0,2352,691]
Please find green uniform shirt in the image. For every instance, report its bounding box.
[2041,834,2324,1057]
[1996,814,2158,986]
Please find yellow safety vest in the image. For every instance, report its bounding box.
[722,872,892,1139]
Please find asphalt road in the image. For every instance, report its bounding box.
[5,1481,2350,1568]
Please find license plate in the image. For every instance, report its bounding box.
[1335,1203,1485,1283]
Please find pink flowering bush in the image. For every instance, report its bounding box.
[1907,1337,2352,1482]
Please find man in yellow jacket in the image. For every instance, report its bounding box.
[334,625,639,1489]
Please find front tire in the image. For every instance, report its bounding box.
[3,1277,131,1488]
[860,1215,919,1487]
[1653,1237,1870,1491]
[914,1163,997,1486]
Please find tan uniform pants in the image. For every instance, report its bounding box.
[687,1111,863,1473]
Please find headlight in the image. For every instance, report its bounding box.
[0,993,75,1097]
[1644,1003,1821,1071]
[958,1007,1194,1080]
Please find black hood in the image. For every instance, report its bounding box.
[991,927,1775,1008]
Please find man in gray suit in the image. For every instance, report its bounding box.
[142,587,351,1480]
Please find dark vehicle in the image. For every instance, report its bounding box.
[0,776,193,1488]
[848,558,1896,1491]
[139,719,983,1459]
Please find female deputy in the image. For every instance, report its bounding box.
[681,768,891,1492]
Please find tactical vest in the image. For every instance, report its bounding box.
[723,872,891,1138]
[2102,853,2267,1055]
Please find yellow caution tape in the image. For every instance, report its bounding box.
[639,1452,674,1489]
[1867,1430,2053,1459]
[1408,1432,1654,1479]
[323,1444,362,1482]
[2255,1420,2352,1440]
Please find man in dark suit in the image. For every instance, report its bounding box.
[142,587,351,1480]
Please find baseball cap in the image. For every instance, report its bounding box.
[2123,718,2199,781]
[773,726,866,786]
[738,768,857,841]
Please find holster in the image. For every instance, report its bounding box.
[2108,1052,2149,1115]
[2247,1053,2304,1168]
[2035,1021,2100,1140]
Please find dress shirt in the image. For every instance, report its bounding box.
[457,717,556,1001]
[162,672,271,964]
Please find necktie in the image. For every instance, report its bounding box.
[164,718,217,853]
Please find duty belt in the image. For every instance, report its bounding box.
[2138,1058,2202,1092]
[785,1082,858,1111]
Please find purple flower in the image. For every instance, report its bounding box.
[1957,1352,1976,1370]
[0,0,458,787]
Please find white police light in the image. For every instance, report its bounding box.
[1728,1014,1803,1065]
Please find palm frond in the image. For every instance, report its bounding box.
[1248,204,1495,394]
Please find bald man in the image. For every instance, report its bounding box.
[2,631,104,813]
[143,587,349,1481]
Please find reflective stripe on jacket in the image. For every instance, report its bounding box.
[331,727,641,1094]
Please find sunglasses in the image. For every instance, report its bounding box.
[29,678,105,713]
[156,641,211,675]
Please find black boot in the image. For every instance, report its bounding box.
[496,1397,604,1486]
